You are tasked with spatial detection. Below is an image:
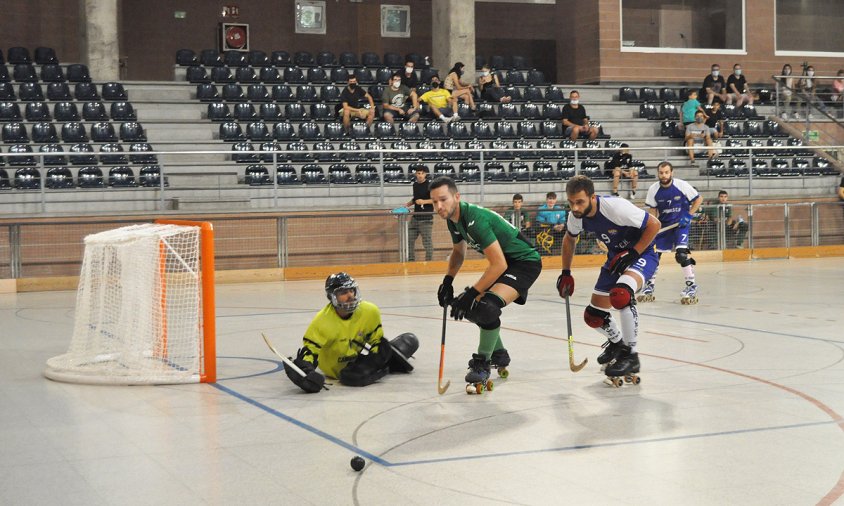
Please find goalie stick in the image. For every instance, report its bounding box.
[261,333,331,391]
[564,294,588,373]
[437,305,451,394]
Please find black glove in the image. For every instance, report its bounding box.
[608,248,640,277]
[284,352,325,393]
[437,275,455,307]
[556,269,575,297]
[450,286,480,321]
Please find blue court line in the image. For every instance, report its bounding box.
[210,381,842,468]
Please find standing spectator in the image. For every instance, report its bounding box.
[684,111,715,162]
[705,100,726,140]
[400,58,418,92]
[681,89,707,126]
[561,90,598,141]
[606,143,638,199]
[534,191,567,255]
[477,64,511,104]
[444,62,476,112]
[382,72,420,124]
[700,64,729,105]
[726,63,754,107]
[419,75,458,122]
[503,193,532,236]
[714,190,748,249]
[405,165,434,261]
[778,64,796,120]
[339,74,375,134]
[838,176,844,221]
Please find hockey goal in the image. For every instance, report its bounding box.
[45,220,216,385]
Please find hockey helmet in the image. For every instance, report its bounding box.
[325,272,361,313]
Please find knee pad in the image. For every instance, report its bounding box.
[609,283,635,309]
[387,333,419,373]
[584,305,610,328]
[466,292,504,330]
[674,248,696,267]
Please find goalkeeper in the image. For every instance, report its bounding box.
[284,272,419,393]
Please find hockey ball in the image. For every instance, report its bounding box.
[350,456,365,472]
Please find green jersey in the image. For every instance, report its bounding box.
[447,201,540,262]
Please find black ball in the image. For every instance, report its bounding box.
[350,456,365,472]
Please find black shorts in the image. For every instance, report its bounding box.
[492,259,542,305]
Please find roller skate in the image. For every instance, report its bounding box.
[604,345,641,387]
[680,280,699,305]
[465,353,494,394]
[490,348,510,379]
[636,280,655,303]
[596,338,624,372]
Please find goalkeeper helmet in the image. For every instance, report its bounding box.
[325,272,361,313]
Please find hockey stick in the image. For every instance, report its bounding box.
[261,332,330,391]
[437,305,451,394]
[564,294,588,372]
[657,222,679,234]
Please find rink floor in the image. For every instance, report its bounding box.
[2,257,844,506]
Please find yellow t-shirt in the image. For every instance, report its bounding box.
[301,301,384,379]
[420,88,452,110]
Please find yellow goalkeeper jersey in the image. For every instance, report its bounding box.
[301,301,385,379]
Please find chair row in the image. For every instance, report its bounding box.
[177,49,431,70]
[0,101,136,122]
[642,102,762,121]
[1,121,146,144]
[620,86,773,104]
[0,63,91,84]
[1,143,157,166]
[0,47,59,65]
[661,119,791,140]
[0,165,163,189]
[0,81,126,102]
[716,138,812,157]
[701,156,836,177]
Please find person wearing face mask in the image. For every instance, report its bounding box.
[684,111,715,162]
[339,74,375,134]
[700,64,729,106]
[561,90,599,141]
[797,65,827,119]
[778,64,796,120]
[444,62,477,112]
[477,64,511,104]
[381,72,420,124]
[400,59,419,92]
[419,75,458,122]
[831,69,844,118]
[727,63,754,108]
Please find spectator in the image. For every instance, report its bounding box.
[681,89,707,126]
[705,100,725,140]
[534,191,567,255]
[477,64,511,104]
[406,165,434,261]
[419,75,458,122]
[796,64,827,118]
[700,63,729,105]
[838,175,844,221]
[400,58,419,91]
[605,143,638,199]
[778,63,796,120]
[339,74,375,134]
[561,90,598,141]
[726,63,754,107]
[443,62,476,112]
[830,69,844,118]
[684,110,715,162]
[707,190,748,248]
[503,193,533,244]
[381,72,420,124]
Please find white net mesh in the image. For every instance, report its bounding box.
[45,224,206,385]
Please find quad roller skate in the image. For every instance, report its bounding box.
[604,345,641,387]
[680,280,699,305]
[465,353,494,394]
[490,348,510,379]
[596,339,624,372]
[637,280,655,303]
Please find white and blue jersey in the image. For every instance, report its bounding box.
[566,196,659,294]
[645,177,699,252]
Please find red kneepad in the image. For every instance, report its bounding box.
[609,285,634,309]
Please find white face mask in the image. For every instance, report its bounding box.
[807,71,815,77]
[712,70,720,77]
[405,66,413,74]
[570,99,579,105]
[734,69,742,76]
[479,71,489,77]
[391,80,400,89]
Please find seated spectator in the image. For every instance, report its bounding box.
[381,72,420,124]
[796,64,828,118]
[726,63,754,108]
[831,69,844,118]
[419,75,458,122]
[477,64,511,104]
[443,62,476,112]
[503,193,532,242]
[605,143,638,199]
[561,90,598,141]
[681,89,707,126]
[705,190,748,248]
[700,63,729,105]
[684,111,715,162]
[340,74,375,133]
[778,63,796,120]
[839,175,844,221]
[400,58,419,92]
[705,100,725,140]
[533,191,567,255]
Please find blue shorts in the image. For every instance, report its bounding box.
[594,247,660,295]
[653,224,690,252]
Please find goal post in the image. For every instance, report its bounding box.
[44,220,216,385]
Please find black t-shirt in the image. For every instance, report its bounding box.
[705,108,724,128]
[727,74,748,94]
[607,152,632,171]
[340,86,368,109]
[701,75,727,95]
[412,178,433,219]
[400,71,418,90]
[562,104,588,126]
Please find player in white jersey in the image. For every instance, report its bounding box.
[643,161,703,304]
[556,175,661,385]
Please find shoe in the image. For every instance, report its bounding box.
[629,190,636,199]
[792,112,800,120]
[780,112,788,120]
[611,191,619,196]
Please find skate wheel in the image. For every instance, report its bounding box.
[485,380,494,392]
[465,384,477,395]
[497,367,509,379]
[630,375,641,385]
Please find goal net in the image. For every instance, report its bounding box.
[45,221,216,385]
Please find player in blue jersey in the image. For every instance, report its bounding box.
[556,175,661,385]
[643,161,704,304]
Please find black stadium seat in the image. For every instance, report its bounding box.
[200,49,224,67]
[82,101,109,121]
[69,143,96,165]
[47,82,72,101]
[31,122,59,143]
[110,101,136,121]
[0,101,22,121]
[53,102,79,122]
[66,64,92,83]
[250,51,271,67]
[176,49,199,66]
[119,122,146,142]
[34,46,59,65]
[18,82,44,101]
[40,64,65,83]
[13,63,38,82]
[75,82,100,101]
[101,82,128,101]
[25,102,51,121]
